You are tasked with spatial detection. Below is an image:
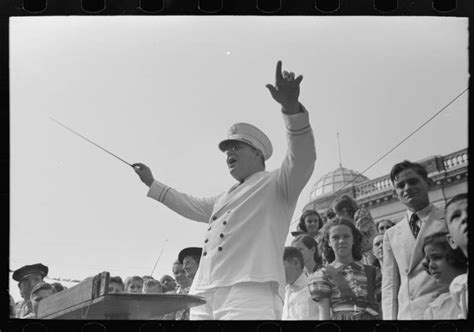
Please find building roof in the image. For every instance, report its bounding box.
[309,166,369,200]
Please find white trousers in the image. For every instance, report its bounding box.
[190,281,283,320]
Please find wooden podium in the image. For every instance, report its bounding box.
[37,272,206,319]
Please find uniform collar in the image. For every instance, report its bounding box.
[229,170,267,193]
[242,170,267,183]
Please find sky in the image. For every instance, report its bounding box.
[9,16,468,302]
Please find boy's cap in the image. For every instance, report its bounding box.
[12,263,48,282]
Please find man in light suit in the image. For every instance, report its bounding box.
[382,161,448,320]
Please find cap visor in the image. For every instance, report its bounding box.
[218,139,253,152]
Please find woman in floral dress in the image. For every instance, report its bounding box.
[308,217,381,320]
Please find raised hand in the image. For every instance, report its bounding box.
[133,163,154,187]
[266,60,303,114]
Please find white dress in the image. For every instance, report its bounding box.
[449,273,468,319]
[423,292,461,320]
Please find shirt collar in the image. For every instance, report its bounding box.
[303,266,309,276]
[331,261,364,272]
[294,271,307,287]
[407,203,433,221]
[287,271,307,290]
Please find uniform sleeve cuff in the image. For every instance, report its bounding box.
[147,180,171,202]
[283,103,311,134]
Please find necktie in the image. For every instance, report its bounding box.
[409,213,420,239]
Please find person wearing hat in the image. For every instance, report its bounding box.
[12,263,48,318]
[178,247,202,281]
[168,247,203,320]
[171,260,192,294]
[133,60,316,320]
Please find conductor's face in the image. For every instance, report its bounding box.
[224,141,263,182]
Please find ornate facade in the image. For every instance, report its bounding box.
[301,148,468,224]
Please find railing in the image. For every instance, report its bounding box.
[442,148,468,171]
[354,174,392,199]
[354,148,468,200]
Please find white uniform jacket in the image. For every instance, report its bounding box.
[382,204,449,320]
[147,106,316,301]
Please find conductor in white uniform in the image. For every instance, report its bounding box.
[133,61,316,320]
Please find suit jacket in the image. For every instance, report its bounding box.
[382,204,449,320]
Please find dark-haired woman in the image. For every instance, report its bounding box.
[296,210,324,242]
[308,217,381,320]
[332,195,378,266]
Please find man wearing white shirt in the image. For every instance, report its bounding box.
[282,247,319,320]
[133,61,316,320]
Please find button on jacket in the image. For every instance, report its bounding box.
[147,106,316,300]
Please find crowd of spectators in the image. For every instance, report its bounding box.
[10,247,200,320]
[10,161,468,321]
[282,161,468,321]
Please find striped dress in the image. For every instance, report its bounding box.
[308,261,381,320]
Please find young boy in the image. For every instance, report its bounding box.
[30,282,56,318]
[445,193,468,319]
[143,279,163,294]
[108,276,125,294]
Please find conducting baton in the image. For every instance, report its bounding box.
[151,237,168,276]
[50,117,133,168]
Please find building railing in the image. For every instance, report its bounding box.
[442,148,468,171]
[354,148,468,200]
[354,175,391,199]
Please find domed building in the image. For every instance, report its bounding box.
[309,166,369,201]
[303,166,369,219]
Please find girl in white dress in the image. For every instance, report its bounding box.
[422,232,467,319]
